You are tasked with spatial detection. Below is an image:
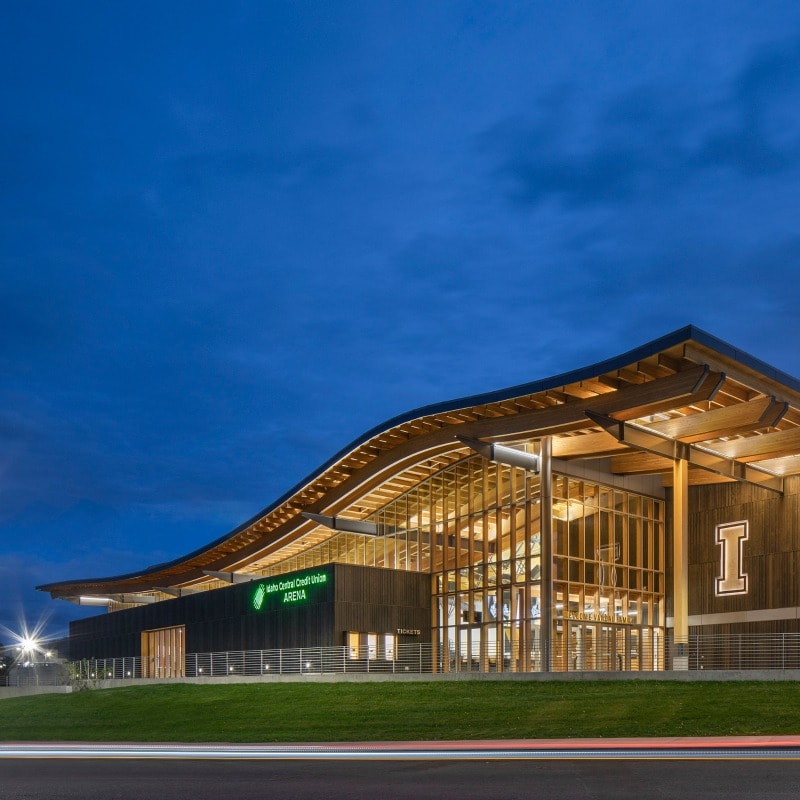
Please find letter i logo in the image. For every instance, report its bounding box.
[715,521,749,596]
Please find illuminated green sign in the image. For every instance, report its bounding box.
[251,569,329,610]
[253,584,267,610]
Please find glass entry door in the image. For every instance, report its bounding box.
[565,622,643,671]
[570,623,595,670]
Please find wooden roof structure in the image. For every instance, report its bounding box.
[39,326,800,605]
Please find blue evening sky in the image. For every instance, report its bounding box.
[3,1,800,640]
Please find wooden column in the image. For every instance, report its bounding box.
[672,457,689,670]
[540,437,553,673]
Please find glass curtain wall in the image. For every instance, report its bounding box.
[262,453,665,672]
[551,476,665,671]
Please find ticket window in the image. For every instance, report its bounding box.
[346,631,396,660]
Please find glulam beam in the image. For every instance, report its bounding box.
[589,411,783,493]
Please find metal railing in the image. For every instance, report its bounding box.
[187,643,433,677]
[70,644,433,680]
[669,632,800,670]
[3,662,70,687]
[68,633,800,680]
[71,657,142,680]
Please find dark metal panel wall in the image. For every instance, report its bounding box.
[68,565,336,659]
[67,564,431,660]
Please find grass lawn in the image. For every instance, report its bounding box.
[2,680,800,742]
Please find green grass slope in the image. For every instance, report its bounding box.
[2,681,799,742]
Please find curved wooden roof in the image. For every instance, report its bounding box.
[38,325,800,602]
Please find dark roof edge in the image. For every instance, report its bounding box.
[37,325,799,592]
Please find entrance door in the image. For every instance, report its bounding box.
[630,628,640,671]
[142,625,185,678]
[615,627,629,671]
[570,623,596,670]
[567,623,639,671]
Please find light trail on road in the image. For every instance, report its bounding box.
[3,738,800,761]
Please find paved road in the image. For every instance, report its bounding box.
[2,740,800,800]
[3,757,800,799]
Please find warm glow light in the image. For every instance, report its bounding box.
[0,613,55,666]
[552,499,586,521]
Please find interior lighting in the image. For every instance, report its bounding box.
[552,499,586,521]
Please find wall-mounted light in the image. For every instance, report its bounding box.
[302,512,379,536]
[78,596,112,606]
[457,437,540,473]
[202,571,253,585]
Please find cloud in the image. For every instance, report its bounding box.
[484,37,800,211]
[169,144,362,196]
[696,39,800,176]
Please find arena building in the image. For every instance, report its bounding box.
[38,327,800,675]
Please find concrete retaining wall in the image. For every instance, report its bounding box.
[85,668,800,690]
[0,686,73,700]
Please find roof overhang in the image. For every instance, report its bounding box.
[39,326,800,601]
